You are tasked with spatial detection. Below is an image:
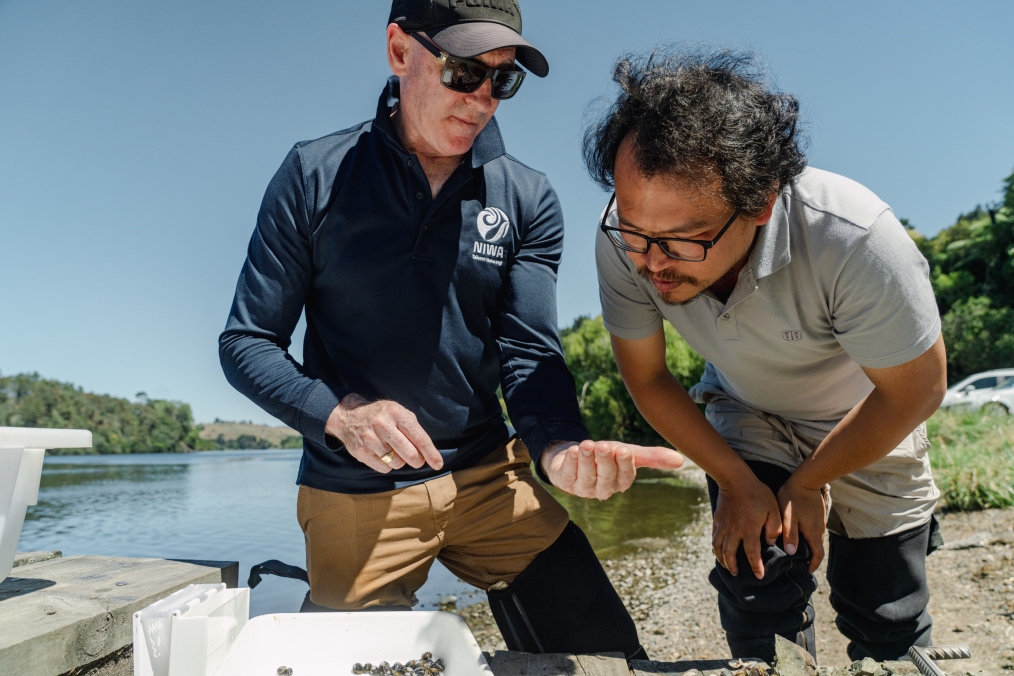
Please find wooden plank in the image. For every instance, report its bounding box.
[632,658,771,676]
[13,551,62,568]
[488,652,629,676]
[0,555,236,676]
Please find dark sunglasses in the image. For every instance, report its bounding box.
[600,193,741,262]
[411,33,526,100]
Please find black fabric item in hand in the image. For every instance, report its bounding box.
[248,559,309,589]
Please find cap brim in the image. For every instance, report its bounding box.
[428,23,549,78]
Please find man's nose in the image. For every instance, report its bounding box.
[464,79,496,113]
[643,243,679,272]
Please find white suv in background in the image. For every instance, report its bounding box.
[940,369,1014,414]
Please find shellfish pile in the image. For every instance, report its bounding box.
[352,652,445,676]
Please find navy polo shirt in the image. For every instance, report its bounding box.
[220,78,588,494]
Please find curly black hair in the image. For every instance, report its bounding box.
[583,47,808,216]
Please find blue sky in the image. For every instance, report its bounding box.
[2,0,1012,425]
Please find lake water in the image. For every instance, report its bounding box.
[17,450,706,617]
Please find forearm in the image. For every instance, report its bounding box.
[790,335,947,490]
[789,387,937,490]
[628,372,754,487]
[219,330,347,445]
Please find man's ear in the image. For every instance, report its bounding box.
[752,189,780,225]
[387,23,411,78]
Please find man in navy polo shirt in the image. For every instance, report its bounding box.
[221,0,681,656]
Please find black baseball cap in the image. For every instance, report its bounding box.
[389,0,549,78]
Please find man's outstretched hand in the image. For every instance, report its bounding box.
[539,439,684,501]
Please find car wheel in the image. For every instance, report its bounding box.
[982,402,1009,417]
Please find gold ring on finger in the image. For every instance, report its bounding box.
[380,451,396,464]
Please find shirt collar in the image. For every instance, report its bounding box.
[373,76,507,169]
[749,194,792,279]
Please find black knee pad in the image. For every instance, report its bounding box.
[829,520,934,661]
[725,604,816,664]
[487,521,645,659]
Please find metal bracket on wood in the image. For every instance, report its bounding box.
[908,645,972,676]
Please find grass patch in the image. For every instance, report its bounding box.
[928,408,1014,511]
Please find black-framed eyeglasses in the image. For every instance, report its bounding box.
[412,33,527,100]
[599,193,741,262]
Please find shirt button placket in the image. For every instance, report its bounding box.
[718,309,740,340]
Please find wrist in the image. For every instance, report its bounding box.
[327,393,367,438]
[785,470,823,492]
[712,461,761,490]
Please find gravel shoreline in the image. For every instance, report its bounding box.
[458,468,1014,673]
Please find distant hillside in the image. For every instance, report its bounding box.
[0,372,200,454]
[198,421,302,449]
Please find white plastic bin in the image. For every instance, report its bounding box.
[133,583,250,676]
[213,612,493,676]
[0,427,92,582]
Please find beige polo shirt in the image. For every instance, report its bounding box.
[597,167,942,536]
[597,167,941,441]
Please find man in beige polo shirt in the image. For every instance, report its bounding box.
[587,48,946,663]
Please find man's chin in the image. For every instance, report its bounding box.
[648,278,705,306]
[657,289,703,307]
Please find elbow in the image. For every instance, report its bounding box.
[924,377,948,418]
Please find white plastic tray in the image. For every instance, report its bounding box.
[212,612,493,676]
[0,427,92,581]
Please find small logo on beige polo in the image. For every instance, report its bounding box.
[782,330,803,341]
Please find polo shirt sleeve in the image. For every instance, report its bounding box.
[595,208,664,340]
[497,177,590,467]
[219,146,350,447]
[830,210,941,369]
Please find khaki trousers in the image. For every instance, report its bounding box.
[696,391,940,539]
[297,439,570,610]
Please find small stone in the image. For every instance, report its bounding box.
[422,653,433,661]
[439,595,458,606]
[278,668,289,676]
[774,635,817,676]
[850,657,880,676]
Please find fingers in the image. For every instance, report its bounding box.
[354,445,394,474]
[806,528,826,574]
[712,528,725,569]
[614,446,636,492]
[555,446,580,490]
[765,505,783,546]
[630,445,684,470]
[395,409,443,470]
[375,423,425,469]
[575,442,598,496]
[721,533,741,577]
[781,500,799,556]
[594,444,619,501]
[743,532,765,580]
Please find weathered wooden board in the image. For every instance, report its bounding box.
[632,658,770,676]
[0,555,237,676]
[13,551,62,568]
[488,651,629,676]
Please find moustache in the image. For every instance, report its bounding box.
[636,266,704,288]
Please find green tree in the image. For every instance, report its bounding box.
[940,297,1014,383]
[919,171,1014,317]
[912,167,1014,382]
[0,373,198,453]
[561,316,704,445]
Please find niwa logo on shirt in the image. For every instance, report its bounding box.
[472,207,509,266]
